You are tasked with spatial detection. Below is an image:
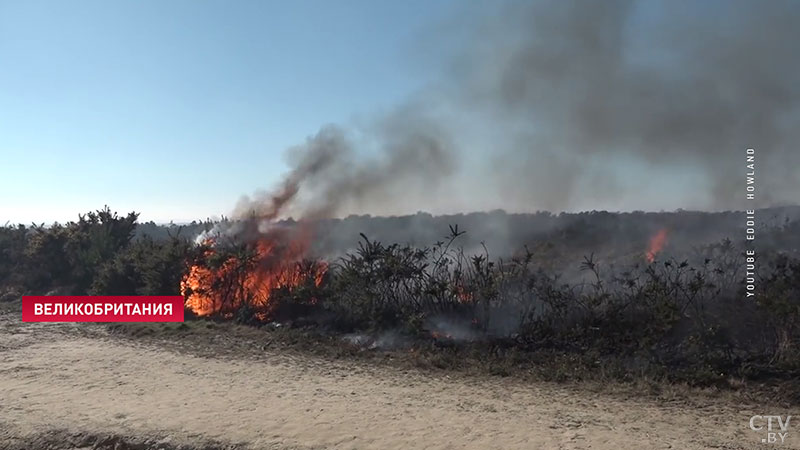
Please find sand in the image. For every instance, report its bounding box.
[0,314,790,449]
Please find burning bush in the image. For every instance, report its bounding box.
[180,235,326,321]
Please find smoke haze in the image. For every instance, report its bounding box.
[235,0,800,220]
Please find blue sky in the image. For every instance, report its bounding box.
[0,0,458,223]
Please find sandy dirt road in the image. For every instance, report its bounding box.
[0,313,791,450]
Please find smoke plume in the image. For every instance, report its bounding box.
[235,0,800,220]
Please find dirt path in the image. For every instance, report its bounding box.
[0,316,788,449]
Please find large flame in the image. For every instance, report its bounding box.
[181,227,326,318]
[645,228,669,263]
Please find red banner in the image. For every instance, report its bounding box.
[22,296,184,322]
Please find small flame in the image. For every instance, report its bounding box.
[645,228,669,263]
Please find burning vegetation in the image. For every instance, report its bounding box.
[163,211,800,390]
[4,206,800,390]
[646,228,669,263]
[180,225,327,320]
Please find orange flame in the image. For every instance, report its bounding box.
[181,227,326,318]
[645,228,669,263]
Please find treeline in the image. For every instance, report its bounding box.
[0,207,191,299]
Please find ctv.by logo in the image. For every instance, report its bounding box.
[750,415,791,444]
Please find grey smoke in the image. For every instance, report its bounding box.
[234,0,799,220]
[341,330,407,350]
[462,0,800,212]
[233,102,456,220]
